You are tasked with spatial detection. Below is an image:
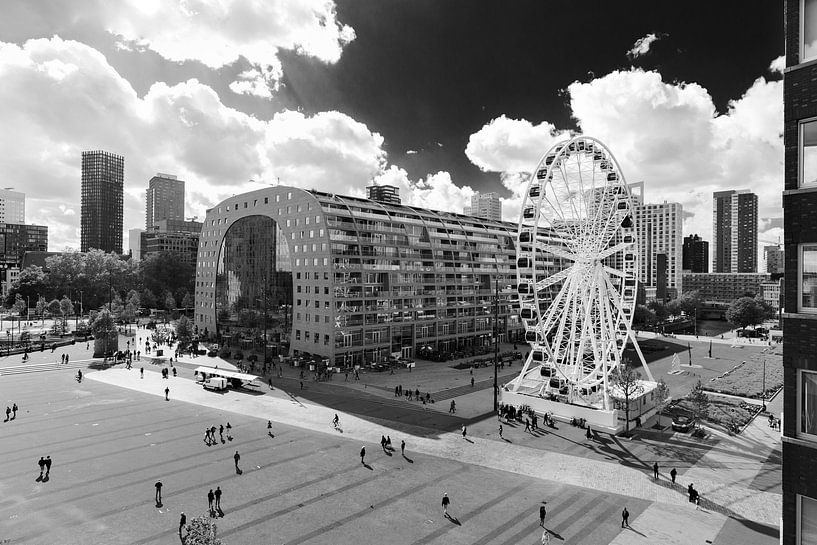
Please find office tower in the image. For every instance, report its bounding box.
[764,244,785,274]
[0,188,25,224]
[366,184,401,205]
[683,234,709,273]
[466,192,502,221]
[146,173,184,229]
[141,219,203,267]
[81,150,124,253]
[712,189,758,273]
[129,228,144,261]
[783,3,817,542]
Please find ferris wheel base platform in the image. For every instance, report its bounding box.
[499,387,658,436]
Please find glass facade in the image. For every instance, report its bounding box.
[215,215,292,362]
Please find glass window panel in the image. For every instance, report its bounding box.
[802,120,817,185]
[803,495,817,544]
[802,371,817,436]
[806,0,817,61]
[802,245,817,311]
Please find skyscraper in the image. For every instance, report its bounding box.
[465,192,502,221]
[0,188,25,224]
[682,234,709,273]
[764,244,784,274]
[366,184,401,205]
[81,150,124,254]
[712,189,758,273]
[146,173,185,229]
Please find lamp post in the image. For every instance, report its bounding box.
[762,356,767,412]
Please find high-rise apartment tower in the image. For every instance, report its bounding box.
[0,189,25,224]
[712,189,758,273]
[683,234,709,273]
[81,150,124,254]
[146,173,184,230]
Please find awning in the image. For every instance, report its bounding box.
[194,366,260,383]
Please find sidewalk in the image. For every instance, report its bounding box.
[88,367,781,531]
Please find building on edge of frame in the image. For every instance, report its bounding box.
[193,186,524,367]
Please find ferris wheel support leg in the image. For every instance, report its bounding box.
[627,328,654,382]
[511,356,534,393]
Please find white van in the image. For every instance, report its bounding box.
[203,377,228,391]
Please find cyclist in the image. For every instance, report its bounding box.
[332,414,340,428]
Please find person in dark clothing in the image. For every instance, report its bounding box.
[360,446,366,464]
[154,481,162,505]
[38,457,45,478]
[208,489,214,510]
[44,456,51,476]
[621,507,629,528]
[442,493,450,516]
[670,468,677,483]
[11,403,17,419]
[233,451,241,472]
[653,461,659,480]
[401,440,406,456]
[539,505,546,527]
[214,486,222,509]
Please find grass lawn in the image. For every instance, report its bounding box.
[672,394,762,431]
[703,352,782,399]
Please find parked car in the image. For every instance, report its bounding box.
[369,363,388,372]
[672,412,696,432]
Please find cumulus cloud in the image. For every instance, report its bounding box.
[93,0,355,95]
[466,68,783,270]
[769,55,785,74]
[627,33,662,59]
[0,37,385,248]
[371,165,474,214]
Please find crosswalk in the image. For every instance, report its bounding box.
[0,359,96,376]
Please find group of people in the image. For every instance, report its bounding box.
[394,385,433,404]
[204,423,232,445]
[4,403,18,422]
[768,413,780,431]
[37,456,53,480]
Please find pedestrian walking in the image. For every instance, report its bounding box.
[499,424,503,439]
[214,486,222,509]
[360,446,366,464]
[165,387,170,401]
[179,512,186,537]
[670,468,677,484]
[470,377,474,387]
[461,425,467,439]
[381,435,387,452]
[65,355,69,365]
[4,406,10,422]
[44,456,51,477]
[38,456,45,478]
[208,489,214,510]
[219,425,224,440]
[585,426,592,441]
[524,419,531,433]
[621,506,629,528]
[154,480,163,505]
[11,402,17,419]
[299,380,303,390]
[401,439,405,456]
[442,493,450,516]
[653,461,659,480]
[449,400,456,414]
[234,450,241,472]
[539,505,546,527]
[140,367,144,378]
[204,428,211,445]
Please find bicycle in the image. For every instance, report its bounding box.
[541,529,550,544]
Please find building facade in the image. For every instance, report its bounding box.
[765,244,785,274]
[633,199,683,299]
[128,228,144,261]
[712,189,758,273]
[465,192,502,222]
[0,189,25,224]
[146,174,185,229]
[682,272,771,304]
[683,234,709,273]
[194,186,522,366]
[81,150,124,254]
[140,220,202,266]
[783,2,817,541]
[366,184,401,205]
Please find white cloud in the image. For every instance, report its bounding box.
[628,33,661,59]
[0,37,385,249]
[769,55,785,74]
[372,165,474,214]
[95,0,355,95]
[467,68,783,271]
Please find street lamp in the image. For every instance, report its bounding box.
[493,278,499,412]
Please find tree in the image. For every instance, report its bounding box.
[610,359,644,436]
[674,290,702,317]
[12,294,27,317]
[60,296,75,332]
[633,304,656,328]
[726,296,767,331]
[176,315,194,347]
[141,288,157,310]
[126,289,141,310]
[139,251,194,307]
[181,292,195,309]
[35,296,47,325]
[164,291,176,311]
[90,309,118,357]
[6,266,46,306]
[653,379,671,429]
[183,515,223,545]
[688,379,710,429]
[47,298,62,318]
[647,300,668,323]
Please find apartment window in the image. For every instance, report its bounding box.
[805,0,817,62]
[800,244,817,312]
[801,118,817,186]
[800,370,817,438]
[800,494,817,544]
[264,197,268,204]
[287,191,292,199]
[295,329,301,340]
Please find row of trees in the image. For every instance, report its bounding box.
[5,249,195,317]
[633,289,775,332]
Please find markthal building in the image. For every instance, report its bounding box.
[194,185,523,368]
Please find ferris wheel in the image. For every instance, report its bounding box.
[511,136,651,403]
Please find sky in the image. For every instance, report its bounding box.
[1,0,785,265]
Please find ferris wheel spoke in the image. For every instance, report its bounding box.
[597,240,634,261]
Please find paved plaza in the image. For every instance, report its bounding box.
[0,336,781,545]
